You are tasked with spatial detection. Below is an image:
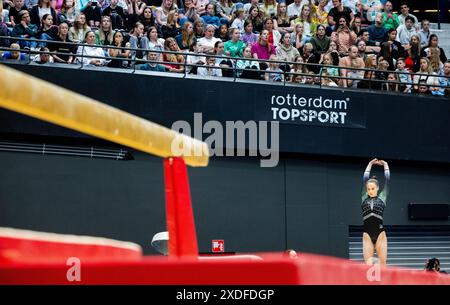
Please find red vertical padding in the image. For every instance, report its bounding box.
[163,157,199,258]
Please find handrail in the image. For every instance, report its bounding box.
[1,35,449,92]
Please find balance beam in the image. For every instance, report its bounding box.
[0,64,209,167]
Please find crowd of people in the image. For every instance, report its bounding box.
[0,0,449,95]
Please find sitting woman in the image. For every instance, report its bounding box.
[57,0,77,26]
[108,30,131,68]
[289,55,308,83]
[48,21,76,64]
[241,20,258,46]
[175,21,195,51]
[37,13,59,42]
[161,10,181,39]
[129,21,149,60]
[276,32,299,72]
[412,57,440,94]
[69,13,91,43]
[162,36,185,73]
[76,31,106,66]
[274,2,292,34]
[147,26,165,54]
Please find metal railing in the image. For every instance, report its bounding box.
[1,36,449,94]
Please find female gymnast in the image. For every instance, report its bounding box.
[361,158,390,266]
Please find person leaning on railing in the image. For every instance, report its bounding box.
[47,21,76,63]
[437,60,450,96]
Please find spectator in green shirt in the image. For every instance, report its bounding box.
[381,1,399,31]
[224,28,244,58]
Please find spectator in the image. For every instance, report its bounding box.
[76,31,106,66]
[404,34,420,72]
[246,5,263,34]
[11,10,39,48]
[331,16,356,56]
[424,47,443,73]
[320,52,340,87]
[215,0,234,25]
[48,21,75,63]
[197,24,221,54]
[358,29,380,53]
[380,1,398,31]
[304,71,317,85]
[57,0,76,26]
[224,27,244,58]
[274,2,291,35]
[185,42,205,74]
[102,0,126,30]
[327,0,353,30]
[129,21,149,59]
[155,0,177,27]
[263,17,280,46]
[107,29,131,68]
[260,0,277,19]
[356,39,366,60]
[287,0,302,19]
[415,79,430,95]
[310,24,330,55]
[125,0,146,29]
[241,20,258,46]
[214,40,233,77]
[162,36,184,72]
[216,23,229,42]
[291,3,316,40]
[193,18,204,40]
[395,57,412,92]
[381,28,406,70]
[95,15,113,46]
[417,19,430,48]
[276,32,299,70]
[147,26,165,57]
[291,23,307,51]
[161,10,181,39]
[8,0,28,27]
[175,21,195,51]
[350,16,362,35]
[32,46,53,63]
[195,0,208,16]
[201,3,220,30]
[69,12,91,43]
[398,2,418,29]
[251,29,275,63]
[339,45,365,87]
[37,13,59,41]
[236,45,260,79]
[375,56,389,80]
[231,8,245,34]
[368,12,386,46]
[178,0,200,26]
[437,60,450,96]
[364,53,377,69]
[354,0,370,28]
[396,16,417,46]
[422,34,447,67]
[139,50,167,71]
[1,42,27,60]
[313,0,329,25]
[290,54,308,83]
[77,0,101,28]
[140,6,156,33]
[265,54,284,82]
[30,0,57,27]
[321,71,339,87]
[197,55,222,77]
[412,57,439,93]
[300,41,319,73]
[381,72,402,92]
